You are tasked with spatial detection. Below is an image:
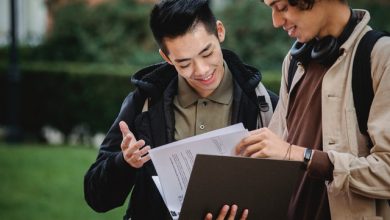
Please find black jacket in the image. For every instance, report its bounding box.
[84,49,278,220]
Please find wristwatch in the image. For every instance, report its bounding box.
[303,148,313,170]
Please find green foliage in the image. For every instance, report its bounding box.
[0,62,135,140]
[262,70,282,94]
[0,61,280,142]
[2,0,389,142]
[217,0,390,71]
[216,0,292,71]
[31,0,291,71]
[0,143,126,220]
[8,0,390,72]
[34,0,161,66]
[350,1,390,31]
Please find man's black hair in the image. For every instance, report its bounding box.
[150,0,217,54]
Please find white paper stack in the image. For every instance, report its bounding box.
[148,123,249,219]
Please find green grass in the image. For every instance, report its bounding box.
[0,143,127,220]
[263,70,282,94]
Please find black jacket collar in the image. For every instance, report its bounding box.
[131,49,262,99]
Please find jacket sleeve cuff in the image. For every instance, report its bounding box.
[114,152,135,174]
[308,150,334,181]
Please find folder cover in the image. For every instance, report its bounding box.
[179,154,303,220]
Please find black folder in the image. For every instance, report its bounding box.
[179,154,304,220]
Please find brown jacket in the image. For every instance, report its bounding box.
[269,10,390,220]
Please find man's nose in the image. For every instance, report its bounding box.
[272,11,285,28]
[194,60,209,76]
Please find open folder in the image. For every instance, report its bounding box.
[179,154,304,220]
[149,123,249,218]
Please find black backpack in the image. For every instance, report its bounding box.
[287,30,389,149]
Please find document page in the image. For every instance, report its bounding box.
[148,123,248,218]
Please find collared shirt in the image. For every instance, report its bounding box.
[173,61,233,140]
[269,10,390,216]
[286,61,331,220]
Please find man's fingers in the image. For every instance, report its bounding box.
[235,141,246,155]
[236,129,267,155]
[119,121,136,140]
[140,154,151,164]
[124,139,145,157]
[139,145,151,157]
[204,213,212,220]
[121,134,132,151]
[235,137,255,155]
[250,128,264,135]
[129,145,150,162]
[242,143,264,157]
[119,121,130,137]
[127,152,151,168]
[240,209,249,220]
[236,137,261,156]
[216,205,230,220]
[119,121,149,168]
[204,205,248,220]
[227,204,238,220]
[250,150,267,158]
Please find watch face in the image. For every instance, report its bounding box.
[303,148,313,169]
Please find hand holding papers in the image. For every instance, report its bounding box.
[148,123,249,218]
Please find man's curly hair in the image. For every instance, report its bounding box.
[288,0,315,10]
[263,0,347,10]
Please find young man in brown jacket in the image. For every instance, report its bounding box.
[236,0,390,219]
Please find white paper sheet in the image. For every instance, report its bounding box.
[148,123,249,218]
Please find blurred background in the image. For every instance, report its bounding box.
[0,0,389,219]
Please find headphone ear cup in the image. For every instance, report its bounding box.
[290,39,316,64]
[311,36,340,66]
[289,9,357,67]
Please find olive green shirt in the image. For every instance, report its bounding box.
[173,61,233,140]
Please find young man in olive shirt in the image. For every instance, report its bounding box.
[84,1,277,219]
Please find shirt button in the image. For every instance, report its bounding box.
[199,124,205,130]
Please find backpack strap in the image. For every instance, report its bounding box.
[255,82,276,128]
[352,30,389,148]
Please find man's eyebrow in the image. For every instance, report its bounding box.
[174,43,212,63]
[268,0,280,7]
[199,43,212,55]
[174,57,190,63]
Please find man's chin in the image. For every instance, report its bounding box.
[296,37,313,44]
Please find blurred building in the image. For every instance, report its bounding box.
[0,0,127,46]
[0,0,47,46]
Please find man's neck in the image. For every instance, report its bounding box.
[318,4,351,39]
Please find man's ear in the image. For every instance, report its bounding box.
[216,20,226,43]
[159,49,173,65]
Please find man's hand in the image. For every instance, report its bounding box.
[235,127,305,161]
[235,127,289,159]
[119,121,151,168]
[204,205,248,220]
